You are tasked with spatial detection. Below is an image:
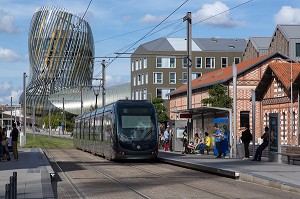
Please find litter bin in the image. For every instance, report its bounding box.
[237,144,244,158]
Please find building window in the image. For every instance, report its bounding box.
[169,72,176,84]
[156,88,175,99]
[139,59,142,70]
[141,74,144,84]
[195,57,202,68]
[135,60,138,70]
[143,89,147,100]
[234,57,241,64]
[293,111,296,136]
[221,57,228,68]
[145,73,148,84]
[144,58,147,68]
[296,43,300,57]
[131,61,134,71]
[138,74,141,85]
[240,111,250,127]
[192,73,202,80]
[182,72,187,84]
[153,72,163,84]
[135,90,138,100]
[283,112,286,140]
[182,57,188,68]
[131,91,134,100]
[205,57,215,68]
[156,57,176,68]
[133,75,136,86]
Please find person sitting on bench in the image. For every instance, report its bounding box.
[195,132,210,154]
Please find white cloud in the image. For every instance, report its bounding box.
[274,6,300,24]
[0,10,21,34]
[194,1,241,27]
[0,81,21,104]
[0,47,21,62]
[105,75,130,87]
[139,14,164,24]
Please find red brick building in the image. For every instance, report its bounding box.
[169,52,300,146]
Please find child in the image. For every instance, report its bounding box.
[187,141,195,154]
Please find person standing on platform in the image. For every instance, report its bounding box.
[163,128,170,151]
[241,124,252,160]
[212,124,222,158]
[10,123,19,160]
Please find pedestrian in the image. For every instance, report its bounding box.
[182,126,188,154]
[196,132,211,154]
[252,126,271,161]
[212,124,222,158]
[241,123,252,160]
[0,127,3,161]
[163,128,170,151]
[10,123,19,160]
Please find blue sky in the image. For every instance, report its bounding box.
[0,0,300,105]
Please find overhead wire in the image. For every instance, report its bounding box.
[93,0,189,78]
[93,0,254,78]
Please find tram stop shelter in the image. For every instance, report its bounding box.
[170,106,236,158]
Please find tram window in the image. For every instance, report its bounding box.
[122,108,151,114]
[121,116,151,128]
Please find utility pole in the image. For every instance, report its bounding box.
[10,97,12,127]
[183,12,192,140]
[233,63,237,158]
[101,60,106,107]
[62,97,65,135]
[23,72,27,144]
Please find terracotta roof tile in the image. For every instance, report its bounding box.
[171,53,274,96]
[268,62,300,89]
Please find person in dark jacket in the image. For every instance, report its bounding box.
[252,126,270,161]
[241,123,252,160]
[10,123,19,160]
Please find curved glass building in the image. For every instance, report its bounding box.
[48,83,131,115]
[20,6,94,116]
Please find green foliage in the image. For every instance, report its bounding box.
[152,97,169,123]
[201,84,233,108]
[21,133,74,148]
[39,112,75,132]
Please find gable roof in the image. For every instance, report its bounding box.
[139,37,246,52]
[170,52,288,96]
[275,24,300,40]
[255,61,300,100]
[249,37,272,50]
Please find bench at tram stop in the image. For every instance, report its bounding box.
[280,146,300,165]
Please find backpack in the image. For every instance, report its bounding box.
[219,130,225,141]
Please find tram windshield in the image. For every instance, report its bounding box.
[118,107,156,142]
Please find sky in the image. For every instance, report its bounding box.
[0,0,300,105]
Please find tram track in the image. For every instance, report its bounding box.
[45,148,300,199]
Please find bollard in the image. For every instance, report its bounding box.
[13,172,17,199]
[10,176,14,199]
[5,183,10,199]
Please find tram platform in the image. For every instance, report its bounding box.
[158,150,300,193]
[0,148,55,199]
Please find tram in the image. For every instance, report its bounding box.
[73,100,158,160]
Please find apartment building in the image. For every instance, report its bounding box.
[131,37,247,108]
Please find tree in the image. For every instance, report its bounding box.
[201,84,233,108]
[152,97,169,124]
